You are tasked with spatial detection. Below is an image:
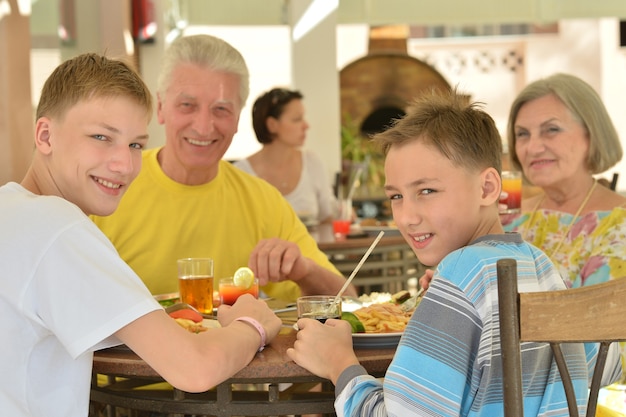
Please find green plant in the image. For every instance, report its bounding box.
[340,114,384,192]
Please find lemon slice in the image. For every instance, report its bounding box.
[233,267,255,289]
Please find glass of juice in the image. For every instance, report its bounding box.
[500,170,522,214]
[218,277,259,306]
[296,295,342,323]
[333,198,353,240]
[177,258,214,314]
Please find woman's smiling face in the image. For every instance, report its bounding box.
[514,94,590,188]
[383,139,487,267]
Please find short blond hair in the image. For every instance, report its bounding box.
[374,90,502,175]
[36,53,152,121]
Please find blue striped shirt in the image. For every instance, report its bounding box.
[335,233,589,417]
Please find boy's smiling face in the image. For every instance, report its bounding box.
[36,96,150,216]
[383,139,498,267]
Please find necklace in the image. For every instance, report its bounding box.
[524,179,597,258]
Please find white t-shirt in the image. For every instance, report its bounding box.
[234,149,337,223]
[0,182,161,417]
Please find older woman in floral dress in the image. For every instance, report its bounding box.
[502,73,626,393]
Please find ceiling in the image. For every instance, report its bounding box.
[181,0,626,26]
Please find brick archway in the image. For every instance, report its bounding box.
[340,52,451,136]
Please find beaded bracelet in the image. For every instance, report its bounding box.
[234,316,266,352]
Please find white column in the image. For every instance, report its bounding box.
[288,0,342,184]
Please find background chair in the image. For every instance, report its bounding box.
[497,258,626,417]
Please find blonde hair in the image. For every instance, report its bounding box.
[374,90,502,174]
[36,53,152,121]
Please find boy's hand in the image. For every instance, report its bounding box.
[217,294,282,343]
[419,269,435,292]
[287,318,359,384]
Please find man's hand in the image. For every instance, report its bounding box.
[248,238,312,285]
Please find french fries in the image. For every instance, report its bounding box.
[353,303,412,333]
[174,318,209,334]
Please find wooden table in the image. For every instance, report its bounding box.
[91,326,396,417]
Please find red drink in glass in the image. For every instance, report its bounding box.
[218,278,259,306]
[500,171,522,214]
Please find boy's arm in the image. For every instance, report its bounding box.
[115,295,282,393]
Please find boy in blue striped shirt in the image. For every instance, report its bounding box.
[287,91,589,417]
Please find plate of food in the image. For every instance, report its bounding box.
[344,293,416,349]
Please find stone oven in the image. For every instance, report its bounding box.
[340,25,452,136]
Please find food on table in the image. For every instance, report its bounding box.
[358,291,393,305]
[174,319,209,334]
[168,308,208,334]
[353,303,413,333]
[391,290,411,304]
[358,290,420,308]
[342,311,366,333]
[168,308,203,322]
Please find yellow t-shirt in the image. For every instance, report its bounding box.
[92,148,339,301]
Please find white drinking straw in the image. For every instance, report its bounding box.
[346,166,363,202]
[332,230,385,305]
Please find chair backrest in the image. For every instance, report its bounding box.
[497,258,626,417]
[610,173,619,191]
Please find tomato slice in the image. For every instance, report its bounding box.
[168,309,203,323]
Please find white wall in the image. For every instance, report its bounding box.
[408,19,626,191]
[30,18,626,190]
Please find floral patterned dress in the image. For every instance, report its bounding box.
[503,206,626,383]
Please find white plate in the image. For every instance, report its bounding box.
[352,332,402,349]
[203,318,221,328]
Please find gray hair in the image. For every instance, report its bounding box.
[157,34,250,107]
[507,73,622,174]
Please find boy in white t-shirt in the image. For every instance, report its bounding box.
[0,53,281,417]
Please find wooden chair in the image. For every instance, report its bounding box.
[497,258,626,417]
